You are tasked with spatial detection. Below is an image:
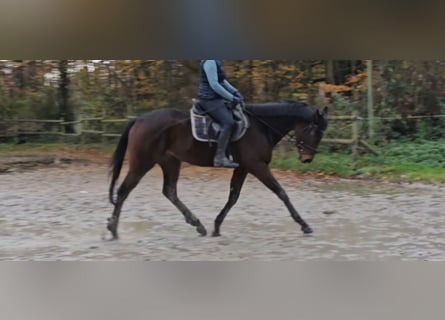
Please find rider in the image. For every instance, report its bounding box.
[197,60,243,168]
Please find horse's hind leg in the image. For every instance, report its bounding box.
[107,168,149,239]
[160,157,207,236]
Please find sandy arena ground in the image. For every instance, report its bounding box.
[1,159,444,260]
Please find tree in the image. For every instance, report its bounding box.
[58,60,76,133]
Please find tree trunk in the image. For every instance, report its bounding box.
[305,60,315,105]
[326,60,335,84]
[59,60,75,133]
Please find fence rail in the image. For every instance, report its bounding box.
[0,114,379,157]
[324,112,380,158]
[4,112,443,157]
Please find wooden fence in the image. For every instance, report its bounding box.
[0,116,136,142]
[0,113,383,158]
[323,112,380,158]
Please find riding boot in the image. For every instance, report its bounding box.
[214,126,239,168]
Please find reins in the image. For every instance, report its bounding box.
[190,101,323,154]
[243,106,321,153]
[242,107,294,143]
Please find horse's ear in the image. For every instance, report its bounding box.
[314,108,323,122]
[323,106,328,115]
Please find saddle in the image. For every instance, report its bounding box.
[190,99,250,143]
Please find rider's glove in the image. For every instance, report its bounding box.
[233,91,244,101]
[232,95,242,106]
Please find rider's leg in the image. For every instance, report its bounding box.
[199,99,239,168]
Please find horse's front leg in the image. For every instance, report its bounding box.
[249,163,313,234]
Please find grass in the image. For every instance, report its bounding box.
[0,143,114,159]
[272,139,445,184]
[1,140,445,184]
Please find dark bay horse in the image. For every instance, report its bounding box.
[107,100,328,239]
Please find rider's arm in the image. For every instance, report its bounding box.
[222,80,239,95]
[203,60,235,101]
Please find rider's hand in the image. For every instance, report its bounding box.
[234,91,244,102]
[232,95,242,106]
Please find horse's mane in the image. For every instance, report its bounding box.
[245,100,316,123]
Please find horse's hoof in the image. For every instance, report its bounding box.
[106,223,118,240]
[105,235,118,241]
[107,231,118,240]
[196,224,207,236]
[212,231,221,237]
[302,225,313,234]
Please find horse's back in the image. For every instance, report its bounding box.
[129,108,190,144]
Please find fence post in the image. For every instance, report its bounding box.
[80,117,85,144]
[352,111,359,161]
[13,116,18,144]
[59,118,64,143]
[367,60,374,139]
[101,109,106,144]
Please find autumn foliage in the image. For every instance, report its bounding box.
[1,60,444,140]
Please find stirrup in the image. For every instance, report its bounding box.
[214,157,239,168]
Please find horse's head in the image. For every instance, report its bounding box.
[294,107,328,163]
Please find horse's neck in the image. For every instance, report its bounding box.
[255,116,298,146]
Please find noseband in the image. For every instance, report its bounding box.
[296,123,324,154]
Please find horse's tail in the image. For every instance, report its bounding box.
[109,119,136,205]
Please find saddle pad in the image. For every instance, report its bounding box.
[190,111,219,142]
[190,103,250,143]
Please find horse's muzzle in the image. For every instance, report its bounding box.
[300,154,314,163]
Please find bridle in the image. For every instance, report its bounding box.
[243,107,324,154]
[296,123,324,155]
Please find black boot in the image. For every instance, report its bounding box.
[214,126,239,168]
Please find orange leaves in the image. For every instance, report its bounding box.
[346,72,367,85]
[318,82,351,93]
